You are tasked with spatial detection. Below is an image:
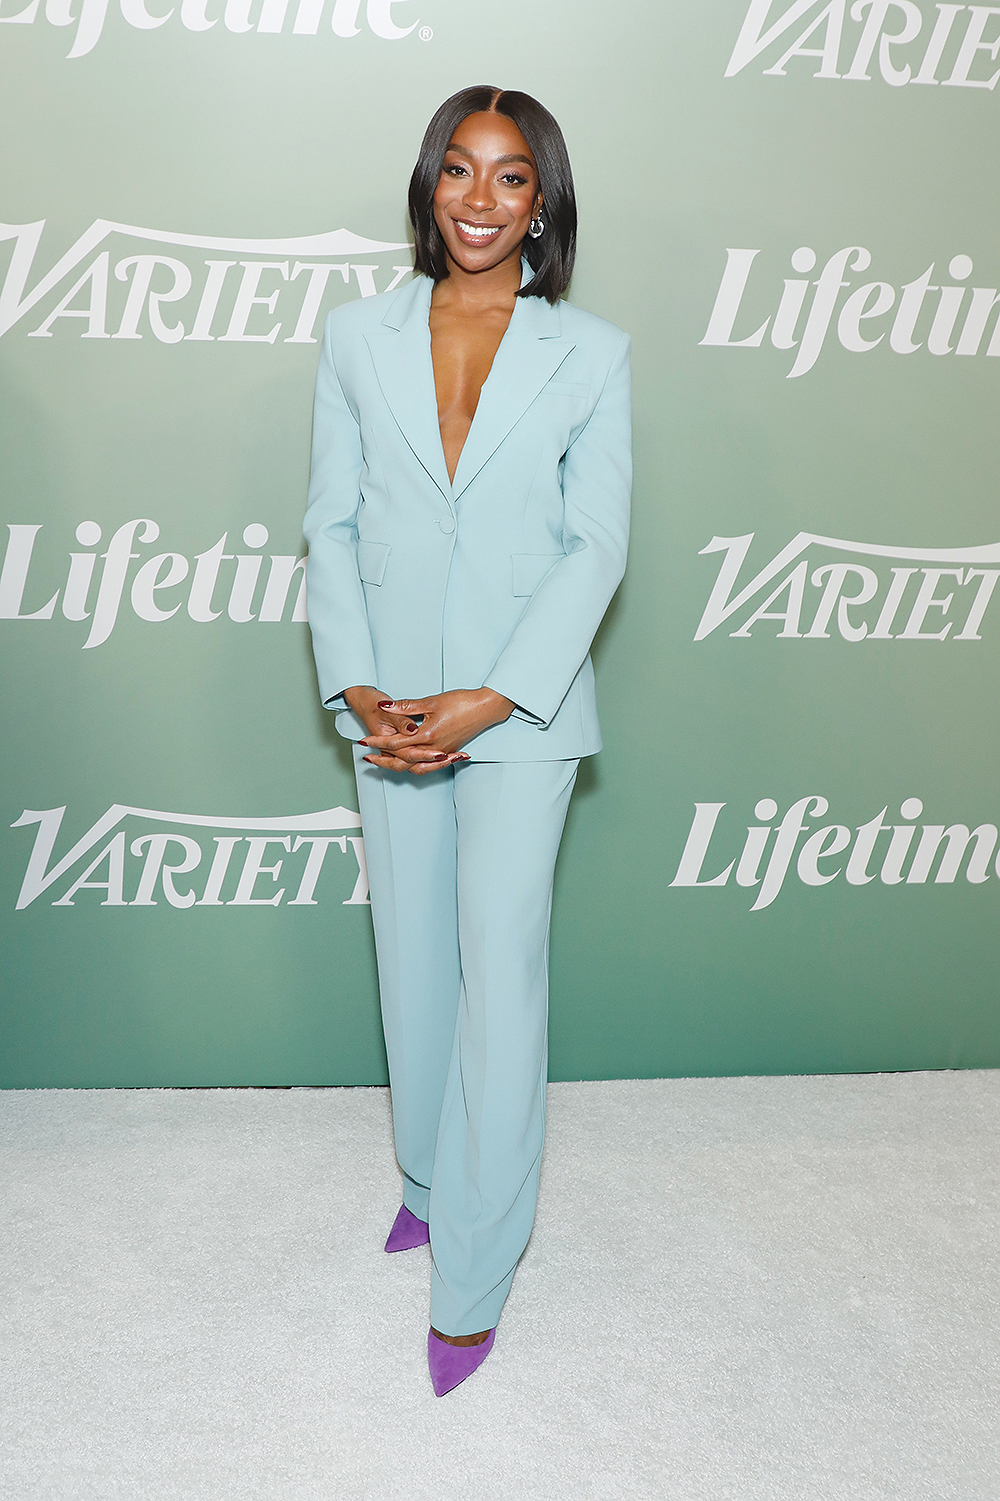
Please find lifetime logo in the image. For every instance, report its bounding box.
[0,219,411,343]
[0,0,422,60]
[11,803,370,910]
[1,520,309,648]
[702,246,1000,377]
[727,0,1000,89]
[672,796,1000,911]
[694,531,1000,642]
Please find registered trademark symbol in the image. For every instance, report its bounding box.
[419,25,433,40]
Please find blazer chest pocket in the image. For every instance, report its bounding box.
[512,552,563,596]
[357,539,390,586]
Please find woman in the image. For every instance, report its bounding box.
[303,85,631,1396]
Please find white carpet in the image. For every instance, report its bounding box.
[1,1073,998,1500]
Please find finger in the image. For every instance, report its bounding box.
[411,754,465,775]
[366,717,417,735]
[360,732,424,748]
[374,710,419,728]
[384,735,467,758]
[381,698,434,718]
[366,747,450,770]
[413,751,470,773]
[394,747,451,764]
[377,717,420,734]
[361,734,435,755]
[385,726,439,747]
[363,753,410,772]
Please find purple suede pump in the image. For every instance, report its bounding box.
[384,1204,429,1253]
[427,1328,496,1397]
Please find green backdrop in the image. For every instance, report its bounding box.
[3,0,999,1085]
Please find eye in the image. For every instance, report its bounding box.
[443,162,468,177]
[501,172,528,186]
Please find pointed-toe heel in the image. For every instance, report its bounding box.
[427,1328,496,1397]
[384,1204,429,1253]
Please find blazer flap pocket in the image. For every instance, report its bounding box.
[357,539,390,586]
[512,552,563,597]
[545,380,591,399]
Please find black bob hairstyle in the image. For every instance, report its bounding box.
[408,86,577,305]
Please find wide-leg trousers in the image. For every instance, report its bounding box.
[353,745,579,1336]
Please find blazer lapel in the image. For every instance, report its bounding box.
[363,275,454,506]
[362,266,577,507]
[451,290,576,501]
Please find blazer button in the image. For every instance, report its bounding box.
[438,516,456,534]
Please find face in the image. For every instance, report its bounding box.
[432,111,543,275]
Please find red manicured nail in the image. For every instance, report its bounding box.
[406,723,417,733]
[377,700,392,709]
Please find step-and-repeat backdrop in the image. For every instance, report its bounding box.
[3,1,998,1085]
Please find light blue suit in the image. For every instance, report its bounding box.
[304,267,631,1334]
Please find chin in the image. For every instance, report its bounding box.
[448,247,502,272]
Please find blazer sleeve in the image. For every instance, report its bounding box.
[483,330,632,729]
[302,312,380,709]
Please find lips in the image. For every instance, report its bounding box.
[452,219,505,247]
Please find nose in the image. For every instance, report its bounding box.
[463,172,496,215]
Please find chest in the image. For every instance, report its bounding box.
[428,306,512,424]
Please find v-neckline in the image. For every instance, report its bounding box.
[428,292,519,491]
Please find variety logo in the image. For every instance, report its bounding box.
[694,531,1000,641]
[11,802,369,910]
[727,0,1000,89]
[0,219,411,343]
[1,519,309,647]
[701,245,1000,377]
[672,795,1000,910]
[0,0,424,60]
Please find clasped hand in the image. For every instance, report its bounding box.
[345,685,515,775]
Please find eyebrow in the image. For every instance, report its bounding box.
[445,142,534,167]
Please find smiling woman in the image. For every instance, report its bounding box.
[408,85,577,305]
[302,84,632,1397]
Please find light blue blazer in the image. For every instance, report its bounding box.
[303,265,631,760]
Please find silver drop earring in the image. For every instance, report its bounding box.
[528,215,545,239]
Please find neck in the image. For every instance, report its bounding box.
[433,246,524,312]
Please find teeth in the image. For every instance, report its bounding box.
[457,222,501,238]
